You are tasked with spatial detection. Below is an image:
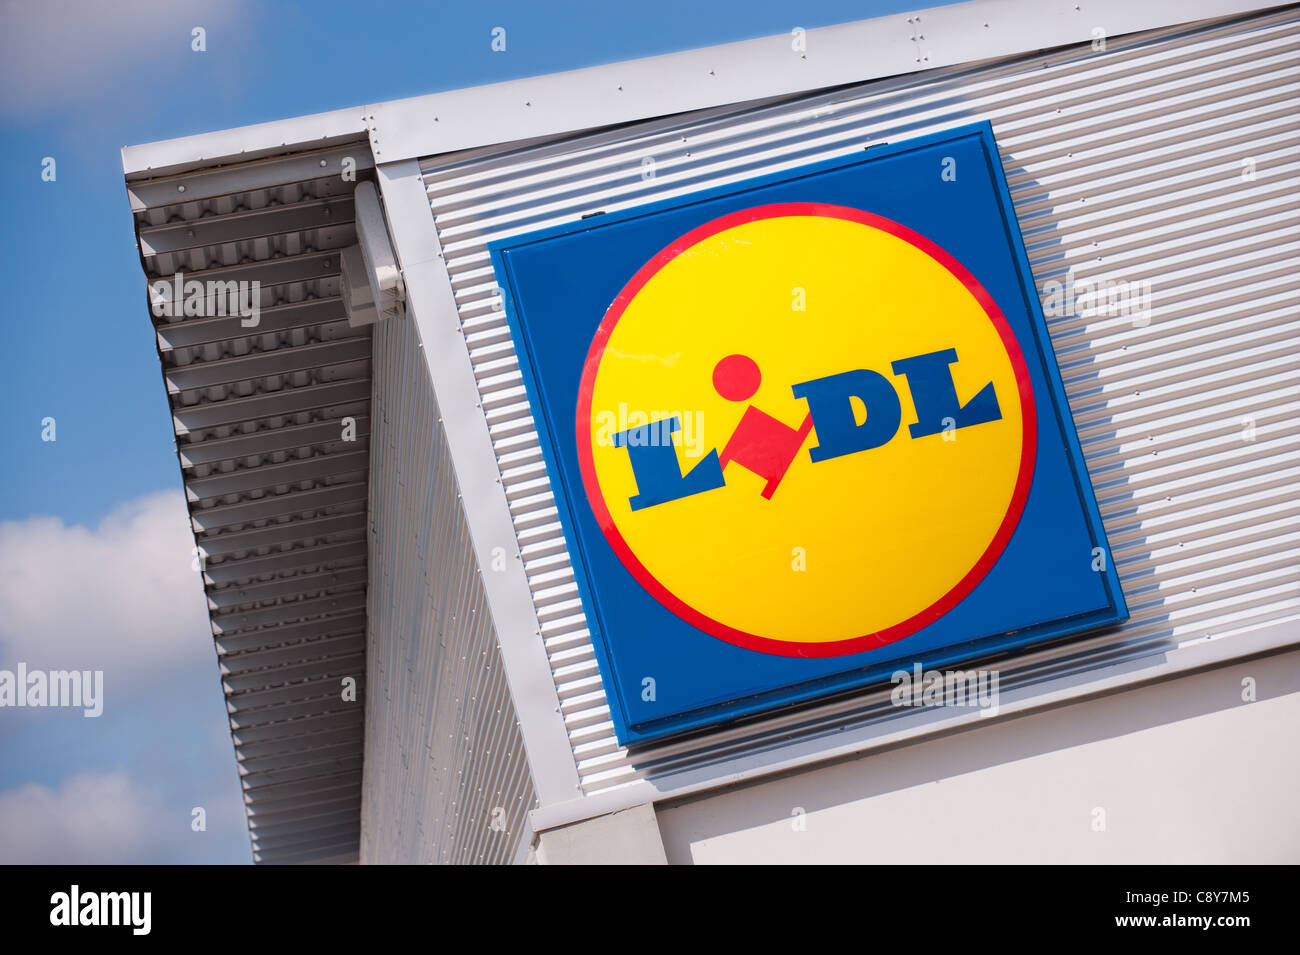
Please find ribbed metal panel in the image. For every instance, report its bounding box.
[362,302,535,864]
[128,142,375,864]
[419,6,1300,799]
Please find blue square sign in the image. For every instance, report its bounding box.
[489,122,1127,745]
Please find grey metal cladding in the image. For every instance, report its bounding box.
[362,290,535,864]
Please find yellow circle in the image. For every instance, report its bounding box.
[586,212,1026,648]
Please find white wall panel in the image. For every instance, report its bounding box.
[656,646,1300,863]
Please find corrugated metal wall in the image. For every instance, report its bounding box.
[362,303,535,863]
[419,7,1300,798]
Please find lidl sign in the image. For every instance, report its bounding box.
[490,122,1126,745]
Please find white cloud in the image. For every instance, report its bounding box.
[0,769,243,863]
[0,491,250,863]
[0,770,157,863]
[0,0,247,118]
[0,490,212,676]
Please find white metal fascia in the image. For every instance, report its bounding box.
[121,107,368,178]
[119,0,1275,178]
[373,158,584,807]
[365,0,1278,162]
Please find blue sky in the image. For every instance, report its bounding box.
[0,0,956,863]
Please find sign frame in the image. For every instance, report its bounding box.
[488,121,1128,746]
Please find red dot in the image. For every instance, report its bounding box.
[713,354,761,402]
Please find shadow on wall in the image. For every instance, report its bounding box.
[1005,150,1166,641]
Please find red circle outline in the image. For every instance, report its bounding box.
[575,203,1038,658]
